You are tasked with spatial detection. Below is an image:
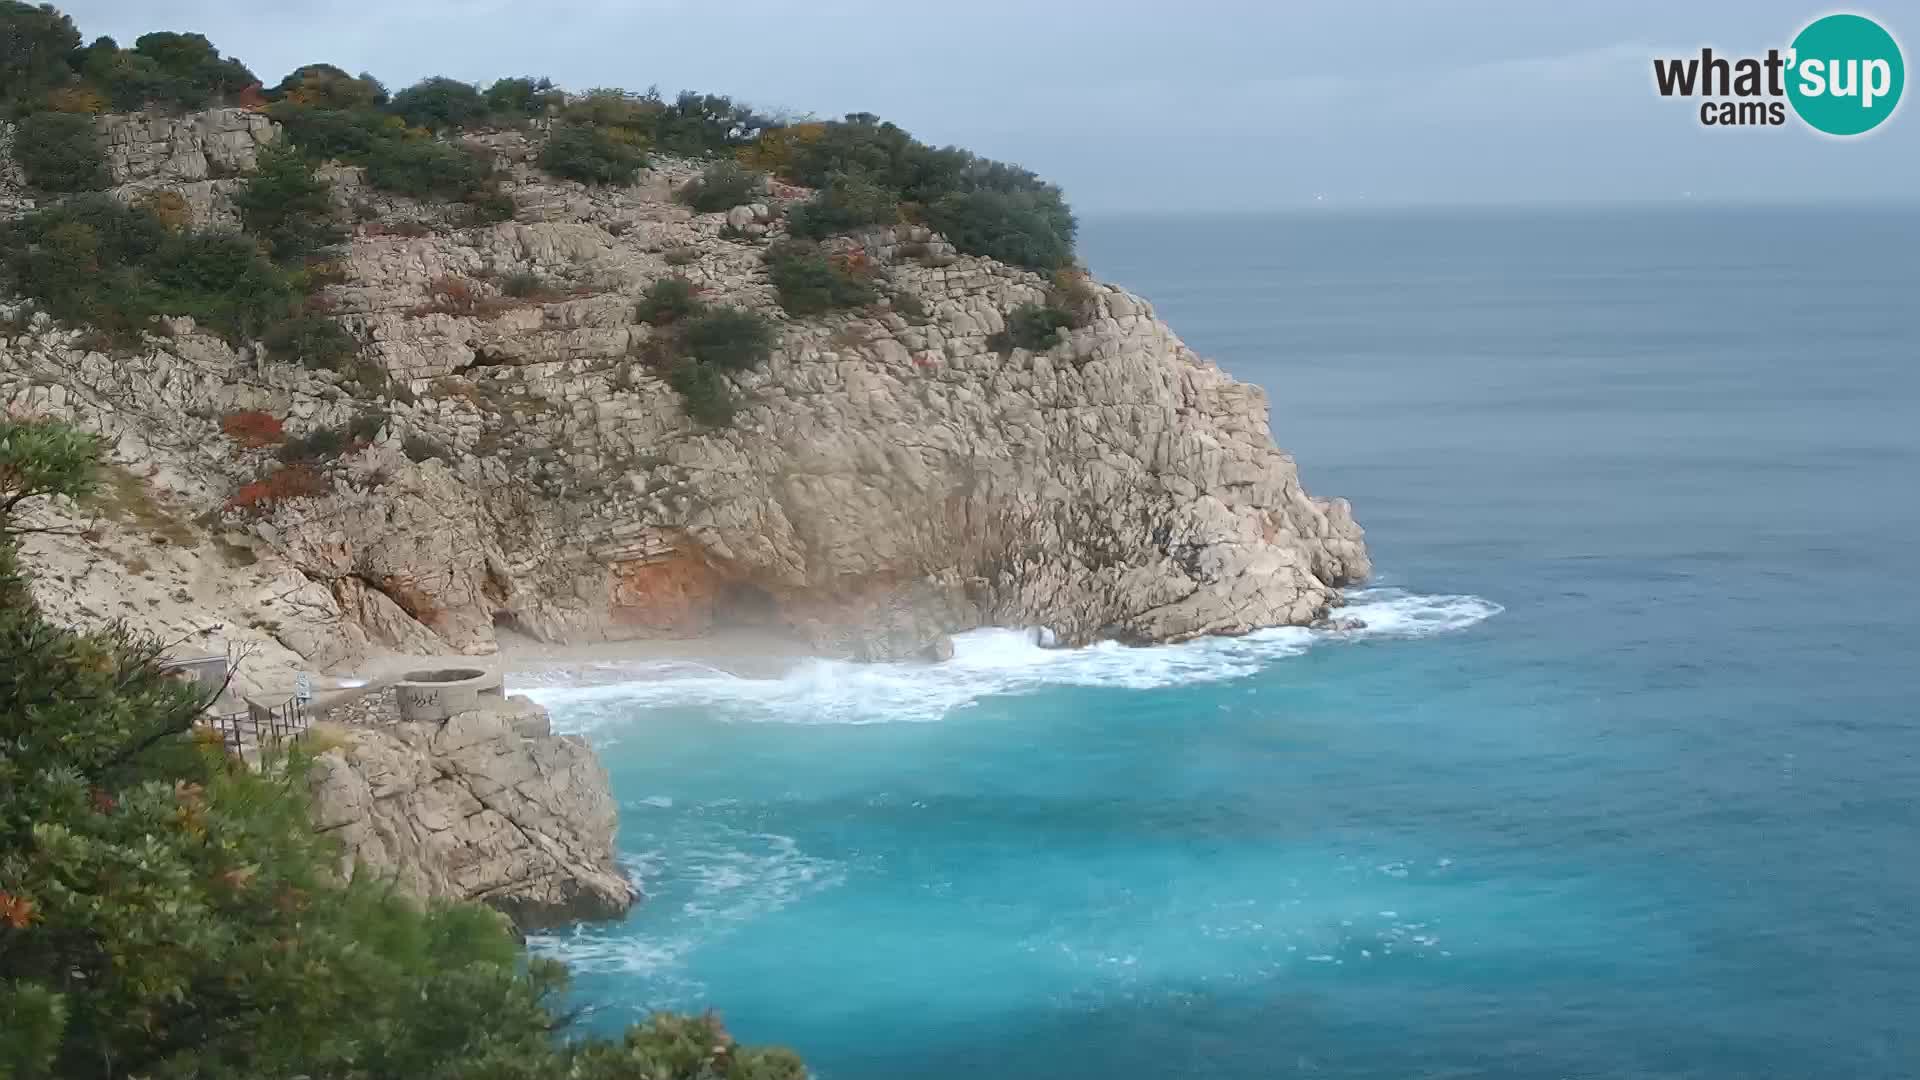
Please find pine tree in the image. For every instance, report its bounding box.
[0,416,805,1079]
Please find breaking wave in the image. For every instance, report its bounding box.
[518,587,1500,728]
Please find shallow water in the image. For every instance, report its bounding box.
[525,206,1920,1078]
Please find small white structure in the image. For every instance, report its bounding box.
[392,667,505,723]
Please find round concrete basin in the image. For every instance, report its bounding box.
[394,667,503,722]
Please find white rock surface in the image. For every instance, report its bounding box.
[2,108,1370,665]
[305,695,636,929]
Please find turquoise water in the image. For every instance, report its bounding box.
[526,207,1920,1078]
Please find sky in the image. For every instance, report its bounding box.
[53,0,1920,213]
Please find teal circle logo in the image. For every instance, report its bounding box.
[1787,14,1904,135]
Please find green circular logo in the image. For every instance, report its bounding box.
[1787,14,1905,135]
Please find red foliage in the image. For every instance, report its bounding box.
[225,465,327,514]
[220,410,285,449]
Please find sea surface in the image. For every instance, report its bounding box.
[524,206,1920,1078]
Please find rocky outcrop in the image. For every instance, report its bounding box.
[305,695,636,930]
[1,108,1369,665]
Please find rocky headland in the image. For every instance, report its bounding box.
[2,105,1367,926]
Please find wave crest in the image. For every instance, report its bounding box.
[520,587,1499,728]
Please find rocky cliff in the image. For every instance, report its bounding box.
[1,108,1368,674]
[305,694,635,930]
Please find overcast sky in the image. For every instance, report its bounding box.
[55,0,1919,212]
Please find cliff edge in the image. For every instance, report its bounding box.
[0,108,1368,672]
[306,694,636,930]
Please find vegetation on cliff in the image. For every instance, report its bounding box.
[2,1,1075,266]
[0,416,806,1079]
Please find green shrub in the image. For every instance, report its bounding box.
[764,239,877,315]
[276,423,349,463]
[786,170,898,239]
[272,63,387,109]
[364,136,490,199]
[539,123,648,185]
[989,302,1075,353]
[502,270,545,298]
[763,112,1078,268]
[264,314,357,370]
[402,433,449,462]
[0,2,82,105]
[667,359,736,426]
[890,289,929,322]
[143,231,300,340]
[461,186,517,225]
[651,90,770,157]
[683,306,775,371]
[13,111,107,191]
[678,160,766,213]
[926,188,1075,270]
[483,75,561,118]
[346,410,386,442]
[1,418,808,1080]
[390,76,485,130]
[635,276,702,325]
[2,198,304,345]
[268,102,405,162]
[233,145,342,262]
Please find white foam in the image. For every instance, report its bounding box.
[526,830,842,983]
[518,586,1499,729]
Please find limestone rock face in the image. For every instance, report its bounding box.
[1,108,1370,664]
[305,696,636,930]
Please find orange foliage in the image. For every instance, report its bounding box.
[422,276,478,315]
[225,465,327,513]
[140,190,193,233]
[735,122,827,180]
[220,410,285,448]
[44,84,108,114]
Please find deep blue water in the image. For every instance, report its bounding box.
[526,206,1920,1078]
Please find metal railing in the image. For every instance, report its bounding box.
[199,694,310,752]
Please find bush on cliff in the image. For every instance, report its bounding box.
[263,312,357,370]
[752,112,1077,268]
[924,187,1075,271]
[0,1,81,109]
[272,63,387,109]
[636,276,703,326]
[684,306,776,372]
[677,159,765,213]
[363,135,491,200]
[483,75,562,119]
[539,122,648,186]
[0,415,808,1080]
[989,302,1075,354]
[765,239,877,315]
[786,170,899,239]
[667,358,737,426]
[233,145,342,262]
[390,75,486,131]
[1,197,300,344]
[12,110,108,191]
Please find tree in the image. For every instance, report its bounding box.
[0,417,806,1080]
[539,124,647,186]
[233,145,342,262]
[0,1,80,106]
[12,111,107,191]
[272,63,385,109]
[483,75,560,118]
[390,75,485,131]
[683,307,776,372]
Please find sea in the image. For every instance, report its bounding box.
[522,205,1920,1079]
